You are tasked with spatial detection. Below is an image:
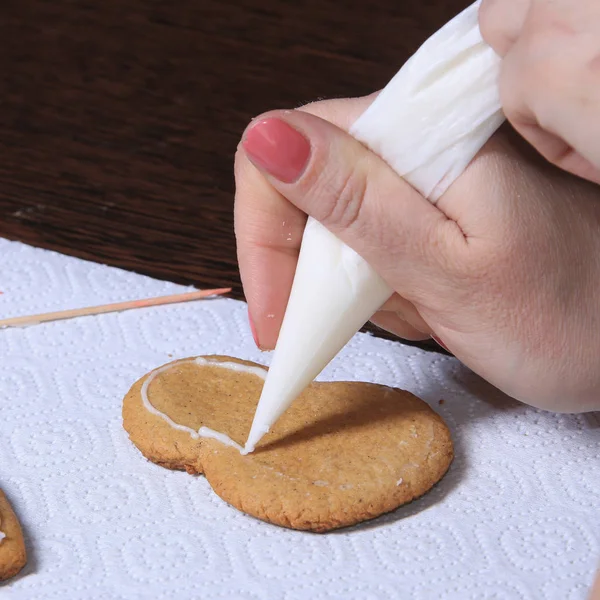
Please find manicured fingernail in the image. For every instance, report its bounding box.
[242,118,311,183]
[431,335,449,351]
[248,307,260,348]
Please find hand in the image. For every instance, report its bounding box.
[234,95,600,413]
[479,0,600,184]
[591,568,600,600]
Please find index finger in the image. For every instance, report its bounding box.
[234,94,377,350]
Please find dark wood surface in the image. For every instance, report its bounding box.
[0,0,467,349]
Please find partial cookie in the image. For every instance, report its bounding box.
[0,489,27,581]
[123,356,453,532]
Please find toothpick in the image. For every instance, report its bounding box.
[0,288,231,329]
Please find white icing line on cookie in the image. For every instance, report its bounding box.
[141,361,201,438]
[197,426,244,453]
[0,531,5,543]
[141,357,266,454]
[194,356,267,380]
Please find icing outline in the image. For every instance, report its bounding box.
[140,357,266,454]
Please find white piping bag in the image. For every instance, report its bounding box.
[244,0,505,453]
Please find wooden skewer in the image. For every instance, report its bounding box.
[0,288,231,329]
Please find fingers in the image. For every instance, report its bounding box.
[480,0,600,183]
[239,110,458,306]
[497,4,600,182]
[378,293,433,335]
[234,151,306,350]
[502,119,600,186]
[478,0,531,56]
[369,312,430,342]
[235,95,378,350]
[370,292,432,342]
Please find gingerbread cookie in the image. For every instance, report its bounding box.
[0,489,27,581]
[123,356,453,532]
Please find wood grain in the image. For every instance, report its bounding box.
[0,0,466,349]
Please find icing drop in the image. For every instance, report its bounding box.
[0,531,5,543]
[140,357,266,454]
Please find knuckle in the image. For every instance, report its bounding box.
[478,0,512,55]
[499,34,564,127]
[478,0,500,41]
[309,158,369,231]
[480,0,531,56]
[520,58,561,126]
[498,63,522,123]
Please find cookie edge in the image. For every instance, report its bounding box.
[0,489,27,582]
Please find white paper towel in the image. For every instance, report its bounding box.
[0,238,598,600]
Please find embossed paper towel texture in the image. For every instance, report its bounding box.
[0,238,598,600]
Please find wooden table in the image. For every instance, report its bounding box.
[0,0,467,350]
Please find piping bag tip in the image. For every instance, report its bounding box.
[242,426,267,455]
[241,220,394,454]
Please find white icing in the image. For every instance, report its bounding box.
[141,357,266,453]
[0,531,5,543]
[244,0,504,454]
[396,478,404,486]
[197,426,244,453]
[194,356,267,381]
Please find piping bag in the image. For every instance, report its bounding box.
[243,0,505,454]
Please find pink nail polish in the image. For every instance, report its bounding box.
[248,308,260,348]
[242,118,311,183]
[431,334,449,351]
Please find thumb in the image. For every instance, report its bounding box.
[239,110,460,304]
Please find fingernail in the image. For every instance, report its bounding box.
[248,307,260,348]
[242,118,311,183]
[431,335,449,351]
